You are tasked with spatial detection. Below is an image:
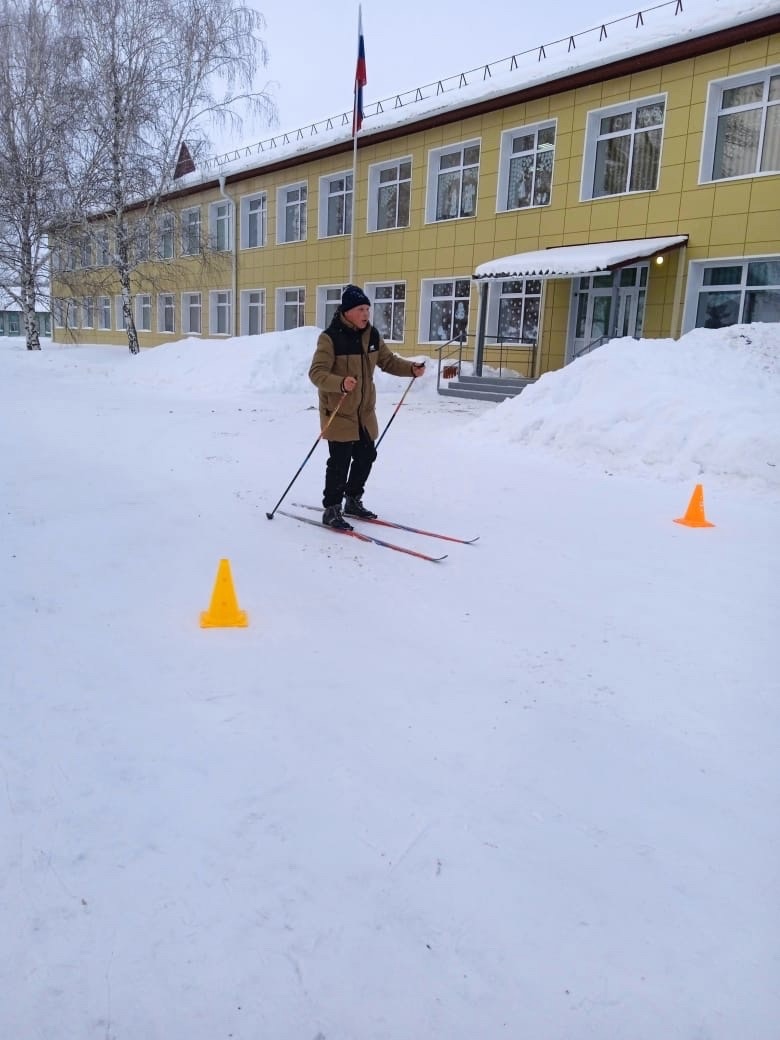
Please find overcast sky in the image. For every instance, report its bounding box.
[214,0,622,156]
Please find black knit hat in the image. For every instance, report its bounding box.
[341,284,370,312]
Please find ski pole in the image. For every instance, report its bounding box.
[266,393,346,519]
[376,375,416,449]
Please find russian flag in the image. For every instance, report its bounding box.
[353,6,367,135]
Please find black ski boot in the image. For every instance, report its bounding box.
[344,496,378,520]
[322,505,354,531]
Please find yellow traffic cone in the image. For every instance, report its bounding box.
[200,559,248,627]
[674,484,715,528]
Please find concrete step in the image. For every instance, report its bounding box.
[438,385,520,403]
[438,375,533,402]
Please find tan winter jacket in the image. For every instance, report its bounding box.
[309,314,415,441]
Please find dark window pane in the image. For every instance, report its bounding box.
[702,266,743,286]
[695,291,740,328]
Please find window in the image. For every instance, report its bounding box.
[582,96,666,199]
[317,285,344,328]
[98,296,111,330]
[114,295,128,330]
[182,292,202,334]
[367,282,406,342]
[277,287,305,330]
[97,228,111,266]
[80,233,93,268]
[426,141,480,222]
[488,280,542,343]
[82,296,94,329]
[420,278,471,342]
[241,192,267,248]
[181,207,201,255]
[209,201,232,251]
[497,122,556,210]
[158,293,175,333]
[277,183,307,243]
[133,220,150,262]
[158,212,175,259]
[210,290,232,335]
[319,172,352,237]
[702,67,780,181]
[135,293,152,332]
[368,158,411,231]
[240,289,265,335]
[687,258,780,330]
[54,299,76,328]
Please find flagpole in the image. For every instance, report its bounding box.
[349,125,358,284]
[349,4,365,285]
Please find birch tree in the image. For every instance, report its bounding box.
[62,0,274,353]
[0,0,81,350]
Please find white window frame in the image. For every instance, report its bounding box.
[181,206,201,256]
[209,290,232,335]
[98,295,111,330]
[133,220,150,263]
[277,182,308,244]
[97,228,111,266]
[276,286,305,330]
[82,296,94,329]
[700,66,780,183]
[581,94,667,201]
[209,200,232,251]
[158,293,175,334]
[367,157,412,232]
[240,288,265,335]
[240,192,267,249]
[182,292,202,335]
[484,278,543,345]
[425,140,480,223]
[682,255,780,333]
[114,295,128,331]
[419,277,472,344]
[158,212,175,259]
[316,285,345,328]
[497,121,556,212]
[366,281,406,343]
[318,171,353,238]
[135,293,152,332]
[80,233,93,268]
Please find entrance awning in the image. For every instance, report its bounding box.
[474,235,688,280]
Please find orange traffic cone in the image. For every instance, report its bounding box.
[200,559,248,627]
[674,484,715,528]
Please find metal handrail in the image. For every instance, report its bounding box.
[480,333,537,378]
[572,334,609,359]
[434,332,468,392]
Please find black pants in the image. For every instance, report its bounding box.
[323,429,378,508]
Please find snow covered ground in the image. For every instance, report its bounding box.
[1,324,778,1039]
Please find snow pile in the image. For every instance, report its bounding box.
[470,323,780,489]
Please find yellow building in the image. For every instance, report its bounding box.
[52,0,780,396]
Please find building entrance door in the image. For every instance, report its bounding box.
[567,264,648,361]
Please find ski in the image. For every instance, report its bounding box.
[275,510,447,563]
[292,503,479,545]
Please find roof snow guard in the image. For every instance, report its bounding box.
[474,235,689,279]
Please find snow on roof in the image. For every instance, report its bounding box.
[474,236,689,278]
[183,0,780,187]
